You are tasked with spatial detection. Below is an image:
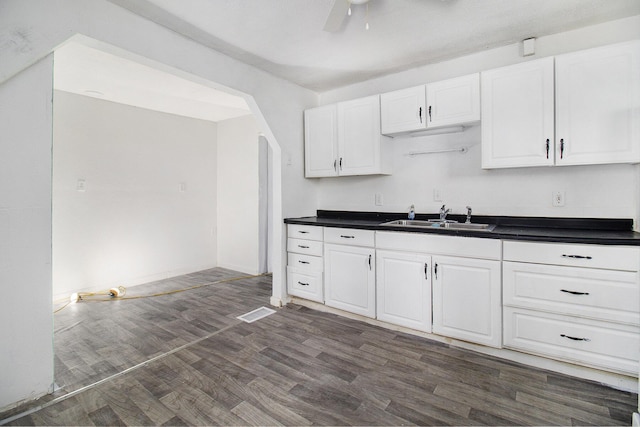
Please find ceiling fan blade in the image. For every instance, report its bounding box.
[323,0,350,32]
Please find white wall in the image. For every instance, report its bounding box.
[216,115,261,274]
[318,16,640,227]
[52,91,218,299]
[0,0,318,411]
[0,56,54,410]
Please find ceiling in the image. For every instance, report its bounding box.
[54,42,252,122]
[109,0,640,92]
[55,0,640,121]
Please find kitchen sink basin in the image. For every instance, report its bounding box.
[382,219,495,231]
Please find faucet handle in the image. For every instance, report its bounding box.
[465,206,472,223]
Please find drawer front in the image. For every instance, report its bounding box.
[504,307,639,375]
[287,238,323,256]
[288,224,323,241]
[376,231,501,260]
[287,267,323,303]
[324,227,375,247]
[503,261,639,325]
[287,253,323,272]
[503,240,640,271]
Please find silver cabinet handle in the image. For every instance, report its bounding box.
[368,254,372,270]
[297,281,309,286]
[298,260,310,264]
[298,245,309,249]
[434,263,438,279]
[340,235,355,239]
[298,230,309,234]
[424,263,428,280]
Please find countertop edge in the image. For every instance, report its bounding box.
[284,217,640,246]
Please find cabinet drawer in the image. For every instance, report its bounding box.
[504,307,639,375]
[503,240,639,271]
[287,238,323,257]
[288,224,323,241]
[287,267,323,303]
[503,261,639,325]
[376,231,501,260]
[287,253,323,272]
[324,227,375,247]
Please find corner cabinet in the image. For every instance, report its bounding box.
[555,41,640,166]
[380,73,480,135]
[482,41,640,169]
[304,95,392,177]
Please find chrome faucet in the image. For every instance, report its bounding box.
[439,204,451,221]
[465,206,472,223]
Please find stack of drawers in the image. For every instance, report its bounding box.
[502,240,640,375]
[286,224,323,302]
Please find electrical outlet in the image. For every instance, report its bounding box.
[433,189,443,202]
[76,179,86,192]
[552,190,565,207]
[375,193,383,206]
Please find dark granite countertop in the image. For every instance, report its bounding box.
[284,210,640,246]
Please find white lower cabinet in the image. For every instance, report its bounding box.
[376,250,432,332]
[286,224,324,303]
[504,307,640,375]
[502,240,640,375]
[432,255,502,348]
[324,241,376,318]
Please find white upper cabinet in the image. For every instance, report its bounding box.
[304,105,338,177]
[481,57,555,169]
[305,95,391,177]
[380,85,427,135]
[555,40,640,166]
[482,41,640,169]
[380,74,480,135]
[426,73,480,128]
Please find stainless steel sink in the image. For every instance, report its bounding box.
[382,219,495,231]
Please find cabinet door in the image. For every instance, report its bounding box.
[426,73,480,128]
[555,41,640,165]
[304,105,338,177]
[337,95,384,176]
[481,57,555,169]
[432,256,502,347]
[380,85,427,135]
[376,250,432,332]
[324,243,375,318]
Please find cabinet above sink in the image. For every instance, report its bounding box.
[380,73,480,136]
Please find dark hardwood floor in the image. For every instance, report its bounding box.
[2,268,637,426]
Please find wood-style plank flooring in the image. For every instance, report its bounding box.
[2,268,637,426]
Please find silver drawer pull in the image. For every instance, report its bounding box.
[560,289,590,296]
[298,231,309,234]
[340,235,355,239]
[297,281,309,286]
[560,334,590,342]
[298,245,309,249]
[298,260,310,264]
[561,254,592,260]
